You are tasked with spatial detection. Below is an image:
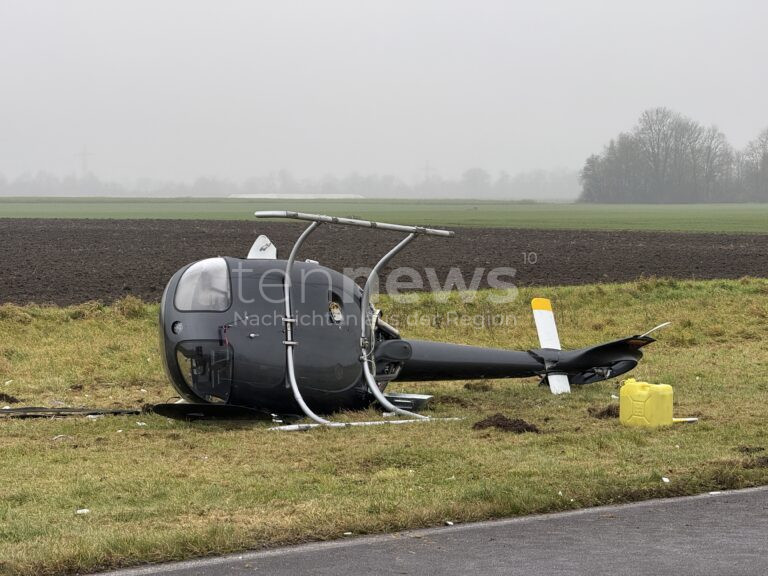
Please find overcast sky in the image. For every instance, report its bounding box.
[1,0,766,183]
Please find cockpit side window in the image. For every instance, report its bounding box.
[174,258,231,312]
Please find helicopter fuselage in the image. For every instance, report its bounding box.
[160,257,386,416]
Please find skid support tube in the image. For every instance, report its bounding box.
[360,233,429,419]
[279,222,431,429]
[281,221,347,427]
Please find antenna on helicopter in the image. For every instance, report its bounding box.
[247,235,277,259]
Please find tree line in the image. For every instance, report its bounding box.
[0,168,578,199]
[580,107,768,203]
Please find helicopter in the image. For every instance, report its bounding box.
[153,211,665,430]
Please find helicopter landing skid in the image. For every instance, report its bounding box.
[151,403,273,421]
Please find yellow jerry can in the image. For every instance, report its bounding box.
[619,378,673,428]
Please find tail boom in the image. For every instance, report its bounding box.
[394,335,653,386]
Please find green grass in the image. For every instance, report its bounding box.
[1,280,768,574]
[2,197,768,232]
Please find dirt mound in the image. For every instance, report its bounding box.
[737,445,765,455]
[435,395,472,407]
[743,456,768,469]
[2,219,768,305]
[588,404,619,419]
[473,413,540,433]
[0,393,20,404]
[464,382,492,392]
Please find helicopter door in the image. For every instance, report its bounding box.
[222,265,288,399]
[290,274,363,393]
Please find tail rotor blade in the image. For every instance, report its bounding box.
[531,298,571,395]
[547,374,571,395]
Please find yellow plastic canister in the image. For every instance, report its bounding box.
[619,378,673,428]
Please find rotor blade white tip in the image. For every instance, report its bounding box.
[548,374,571,395]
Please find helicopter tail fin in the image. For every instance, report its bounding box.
[531,298,571,395]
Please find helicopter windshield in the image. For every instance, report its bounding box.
[174,258,231,311]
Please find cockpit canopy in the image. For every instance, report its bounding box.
[174,257,231,312]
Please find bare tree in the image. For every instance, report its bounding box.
[580,107,766,203]
[741,129,768,201]
[635,107,677,199]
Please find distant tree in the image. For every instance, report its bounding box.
[494,171,512,196]
[740,128,768,201]
[699,126,733,201]
[580,108,761,203]
[459,168,492,197]
[579,154,603,202]
[635,107,677,201]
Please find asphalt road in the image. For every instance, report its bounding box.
[94,487,768,576]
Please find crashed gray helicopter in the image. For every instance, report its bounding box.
[154,211,665,429]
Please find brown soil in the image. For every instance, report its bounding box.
[464,382,492,392]
[0,393,20,404]
[736,445,765,455]
[743,456,768,469]
[2,219,768,305]
[588,404,620,419]
[434,395,472,408]
[473,413,540,433]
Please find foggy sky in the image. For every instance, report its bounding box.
[1,0,766,183]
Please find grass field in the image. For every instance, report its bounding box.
[2,197,768,233]
[1,279,768,574]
